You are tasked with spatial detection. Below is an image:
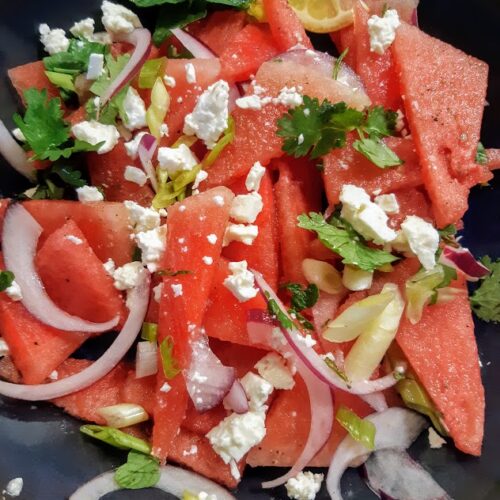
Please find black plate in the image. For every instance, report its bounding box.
[0,1,499,498]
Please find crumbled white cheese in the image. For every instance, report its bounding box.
[124,200,160,232]
[230,192,263,224]
[5,477,23,497]
[223,260,258,302]
[112,261,146,291]
[374,193,400,214]
[212,195,225,207]
[160,124,169,138]
[163,75,176,87]
[86,53,104,80]
[223,224,258,246]
[183,444,198,457]
[12,128,26,142]
[367,9,401,55]
[206,233,217,245]
[70,18,95,39]
[103,258,116,276]
[122,87,147,131]
[160,381,171,393]
[295,333,317,349]
[342,265,374,291]
[183,80,230,149]
[240,372,273,411]
[171,283,183,297]
[124,165,148,186]
[206,410,266,463]
[65,235,83,245]
[340,184,397,244]
[236,95,263,111]
[245,161,266,192]
[49,370,59,380]
[197,492,217,500]
[157,144,198,175]
[39,24,69,55]
[101,0,142,36]
[192,170,208,192]
[0,338,10,357]
[202,256,213,266]
[72,120,120,154]
[255,352,295,390]
[76,186,104,203]
[298,133,305,145]
[5,281,22,302]
[153,283,163,303]
[185,62,197,84]
[124,132,146,159]
[135,225,166,272]
[428,427,446,449]
[285,471,324,500]
[273,86,303,108]
[401,215,439,270]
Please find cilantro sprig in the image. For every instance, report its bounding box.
[31,162,87,200]
[0,271,15,292]
[470,257,500,323]
[475,142,488,165]
[277,96,403,168]
[280,282,318,331]
[298,212,398,272]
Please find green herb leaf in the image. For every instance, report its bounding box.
[266,295,293,330]
[115,451,160,490]
[141,322,158,342]
[36,139,103,162]
[208,0,250,7]
[139,57,167,89]
[336,405,376,449]
[324,355,351,385]
[131,0,186,6]
[80,425,151,454]
[291,310,314,331]
[45,71,76,94]
[332,48,349,80]
[159,336,181,379]
[31,162,87,200]
[438,224,458,246]
[475,142,488,165]
[363,106,397,138]
[281,282,319,311]
[90,54,130,97]
[0,271,15,292]
[353,137,404,168]
[298,212,398,271]
[470,256,499,323]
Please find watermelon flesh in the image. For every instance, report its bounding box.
[393,23,491,227]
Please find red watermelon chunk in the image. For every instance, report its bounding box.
[223,170,279,289]
[330,27,357,69]
[486,148,500,171]
[120,370,156,416]
[388,187,433,228]
[36,219,126,324]
[392,23,491,227]
[182,399,228,435]
[23,200,133,266]
[323,135,422,205]
[87,141,154,206]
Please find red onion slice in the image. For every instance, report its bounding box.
[171,28,215,59]
[223,379,249,414]
[360,392,388,413]
[0,273,150,401]
[326,407,427,500]
[186,335,236,412]
[2,204,119,333]
[439,245,490,282]
[135,340,158,378]
[100,28,152,106]
[70,463,235,500]
[252,271,398,395]
[138,133,158,192]
[364,449,450,500]
[0,121,36,181]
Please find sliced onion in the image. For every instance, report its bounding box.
[97,403,149,428]
[246,309,277,346]
[439,245,490,282]
[138,133,158,192]
[326,407,427,500]
[186,335,236,412]
[0,273,150,400]
[100,28,152,106]
[0,121,36,181]
[2,204,119,333]
[360,392,388,413]
[223,379,249,414]
[135,340,158,378]
[252,271,399,395]
[364,449,450,500]
[171,28,215,59]
[69,464,236,500]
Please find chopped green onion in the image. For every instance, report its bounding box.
[139,57,167,89]
[159,336,181,379]
[332,48,349,80]
[80,424,151,454]
[141,322,158,342]
[336,405,376,449]
[97,404,149,429]
[146,77,170,139]
[203,116,235,169]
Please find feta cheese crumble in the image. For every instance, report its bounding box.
[153,283,163,303]
[255,352,295,390]
[374,193,400,214]
[223,261,258,302]
[70,18,95,40]
[202,256,213,266]
[122,87,147,131]
[12,128,26,142]
[428,427,446,449]
[101,0,142,36]
[49,370,59,380]
[5,281,22,302]
[86,53,104,80]
[76,186,104,203]
[5,477,23,497]
[367,9,401,55]
[124,165,148,186]
[401,215,440,270]
[135,225,167,272]
[124,132,146,159]
[112,262,146,291]
[157,144,198,175]
[183,80,230,149]
[340,184,397,244]
[285,471,324,500]
[192,170,208,193]
[0,338,10,357]
[235,95,263,110]
[295,333,317,349]
[230,192,263,224]
[274,86,303,108]
[103,258,116,276]
[163,75,176,87]
[206,233,218,245]
[65,235,83,245]
[240,372,273,411]
[185,62,197,84]
[223,224,258,246]
[245,161,266,192]
[39,24,69,55]
[124,200,160,232]
[171,283,183,297]
[212,195,225,207]
[160,382,171,393]
[71,120,120,154]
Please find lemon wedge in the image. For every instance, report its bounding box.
[288,0,354,33]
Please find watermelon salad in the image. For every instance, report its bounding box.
[0,0,499,498]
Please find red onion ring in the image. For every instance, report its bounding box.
[69,463,235,500]
[100,28,152,107]
[2,204,119,333]
[0,273,150,401]
[135,340,158,378]
[251,271,399,395]
[138,133,158,192]
[171,28,216,59]
[326,407,427,500]
[439,245,490,282]
[0,121,35,181]
[223,379,249,414]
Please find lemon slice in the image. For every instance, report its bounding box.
[288,0,354,33]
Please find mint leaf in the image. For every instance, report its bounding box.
[298,212,398,271]
[353,137,404,168]
[0,271,15,292]
[475,142,488,165]
[281,282,319,311]
[80,425,151,454]
[114,451,160,490]
[470,257,500,323]
[266,295,293,330]
[159,336,181,379]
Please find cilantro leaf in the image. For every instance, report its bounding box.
[470,257,500,323]
[475,142,488,165]
[159,336,181,379]
[298,212,398,271]
[438,224,458,246]
[114,451,160,490]
[281,282,319,311]
[0,271,15,292]
[291,310,314,331]
[37,139,103,162]
[332,48,349,80]
[80,425,151,454]
[364,106,397,137]
[31,163,87,200]
[353,137,404,168]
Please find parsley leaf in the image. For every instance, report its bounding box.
[475,142,488,165]
[0,271,15,292]
[114,451,160,490]
[298,212,398,271]
[353,137,404,168]
[159,336,181,379]
[332,48,349,80]
[80,425,151,454]
[281,282,319,311]
[470,257,500,323]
